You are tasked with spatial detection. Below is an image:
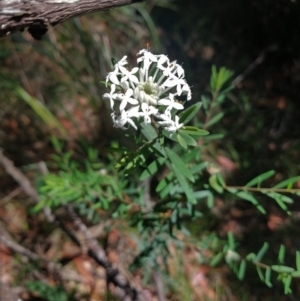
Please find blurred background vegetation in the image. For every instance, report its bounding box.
[1,0,300,300]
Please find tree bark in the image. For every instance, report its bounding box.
[0,0,147,39]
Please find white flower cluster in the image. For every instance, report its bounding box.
[103,49,192,135]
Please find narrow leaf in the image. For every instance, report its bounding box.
[210,252,223,267]
[278,245,285,264]
[274,176,300,189]
[257,266,264,282]
[238,260,246,280]
[165,147,194,182]
[206,112,224,128]
[265,267,273,287]
[235,191,266,214]
[246,170,275,187]
[140,158,166,180]
[271,265,295,273]
[179,102,202,125]
[255,242,269,262]
[171,163,196,203]
[209,174,223,193]
[178,132,198,147]
[284,274,292,294]
[180,126,209,136]
[176,132,187,149]
[296,251,300,271]
[228,232,235,250]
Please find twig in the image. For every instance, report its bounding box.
[0,223,64,282]
[64,205,146,301]
[0,148,39,202]
[0,224,39,262]
[153,271,166,301]
[232,45,278,86]
[1,187,22,203]
[0,149,55,222]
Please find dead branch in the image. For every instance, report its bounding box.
[63,205,147,301]
[0,0,147,39]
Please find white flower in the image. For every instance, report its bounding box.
[181,82,192,100]
[137,49,158,71]
[133,77,160,106]
[113,55,128,72]
[120,66,139,85]
[175,64,185,78]
[103,48,193,133]
[106,70,120,86]
[162,77,188,97]
[118,89,139,112]
[158,93,184,111]
[164,116,183,135]
[112,106,140,130]
[156,111,173,127]
[158,60,177,78]
[103,84,117,109]
[140,103,158,124]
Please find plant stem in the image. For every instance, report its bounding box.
[226,185,300,193]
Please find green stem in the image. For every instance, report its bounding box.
[226,185,300,193]
[204,90,219,129]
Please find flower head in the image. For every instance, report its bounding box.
[103,49,192,135]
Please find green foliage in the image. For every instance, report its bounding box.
[209,234,300,294]
[31,64,300,297]
[210,65,234,93]
[26,281,71,301]
[35,147,126,221]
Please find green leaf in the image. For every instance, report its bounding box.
[205,112,224,128]
[191,162,208,175]
[265,267,273,287]
[246,253,256,261]
[201,95,211,112]
[274,176,300,189]
[291,271,300,278]
[194,190,214,207]
[178,102,202,125]
[156,177,169,192]
[235,191,266,214]
[271,265,295,273]
[176,132,187,149]
[228,232,235,250]
[16,87,67,137]
[165,147,194,182]
[263,191,292,214]
[180,126,209,136]
[209,174,223,193]
[296,251,300,271]
[160,182,175,198]
[203,133,224,141]
[171,163,196,203]
[278,245,285,264]
[210,252,223,267]
[141,122,157,140]
[210,65,217,91]
[140,158,166,180]
[284,274,292,294]
[210,66,234,92]
[216,173,226,187]
[238,260,246,280]
[178,132,198,147]
[256,266,264,282]
[255,242,269,262]
[246,170,275,187]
